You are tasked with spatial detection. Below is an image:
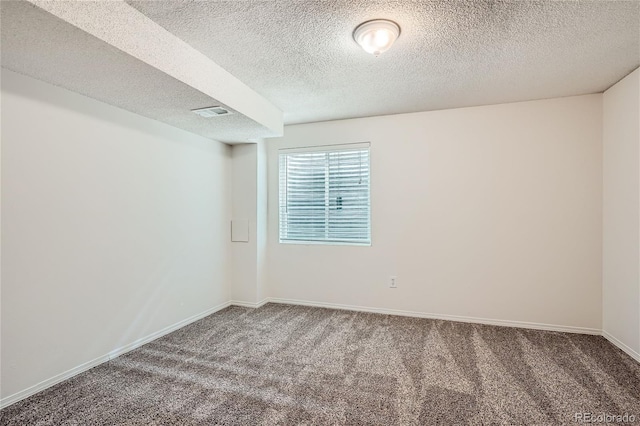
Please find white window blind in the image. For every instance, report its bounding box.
[279,144,371,245]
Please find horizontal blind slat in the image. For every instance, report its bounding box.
[279,148,370,244]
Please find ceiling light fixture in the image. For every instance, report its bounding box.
[353,19,400,57]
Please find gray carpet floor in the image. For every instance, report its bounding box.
[1,303,639,425]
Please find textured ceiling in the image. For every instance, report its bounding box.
[3,1,638,142]
[129,0,640,125]
[1,1,281,143]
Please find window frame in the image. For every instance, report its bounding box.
[278,142,371,246]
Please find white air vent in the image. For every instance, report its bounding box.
[191,106,233,118]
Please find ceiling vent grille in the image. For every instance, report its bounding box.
[191,106,233,118]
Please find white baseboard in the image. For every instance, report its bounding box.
[0,301,232,410]
[602,330,640,362]
[267,297,602,335]
[2,298,631,410]
[0,353,111,411]
[230,298,270,309]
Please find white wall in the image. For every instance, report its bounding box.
[267,94,603,331]
[1,70,232,401]
[0,65,626,407]
[603,68,640,358]
[231,144,258,303]
[231,141,269,305]
[256,140,269,303]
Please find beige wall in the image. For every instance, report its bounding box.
[603,68,640,358]
[1,70,232,400]
[267,95,603,331]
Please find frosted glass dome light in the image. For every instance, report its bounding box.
[353,19,400,57]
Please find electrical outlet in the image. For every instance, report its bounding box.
[389,276,397,288]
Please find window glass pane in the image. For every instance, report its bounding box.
[279,145,370,245]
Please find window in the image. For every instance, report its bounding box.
[279,143,371,245]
